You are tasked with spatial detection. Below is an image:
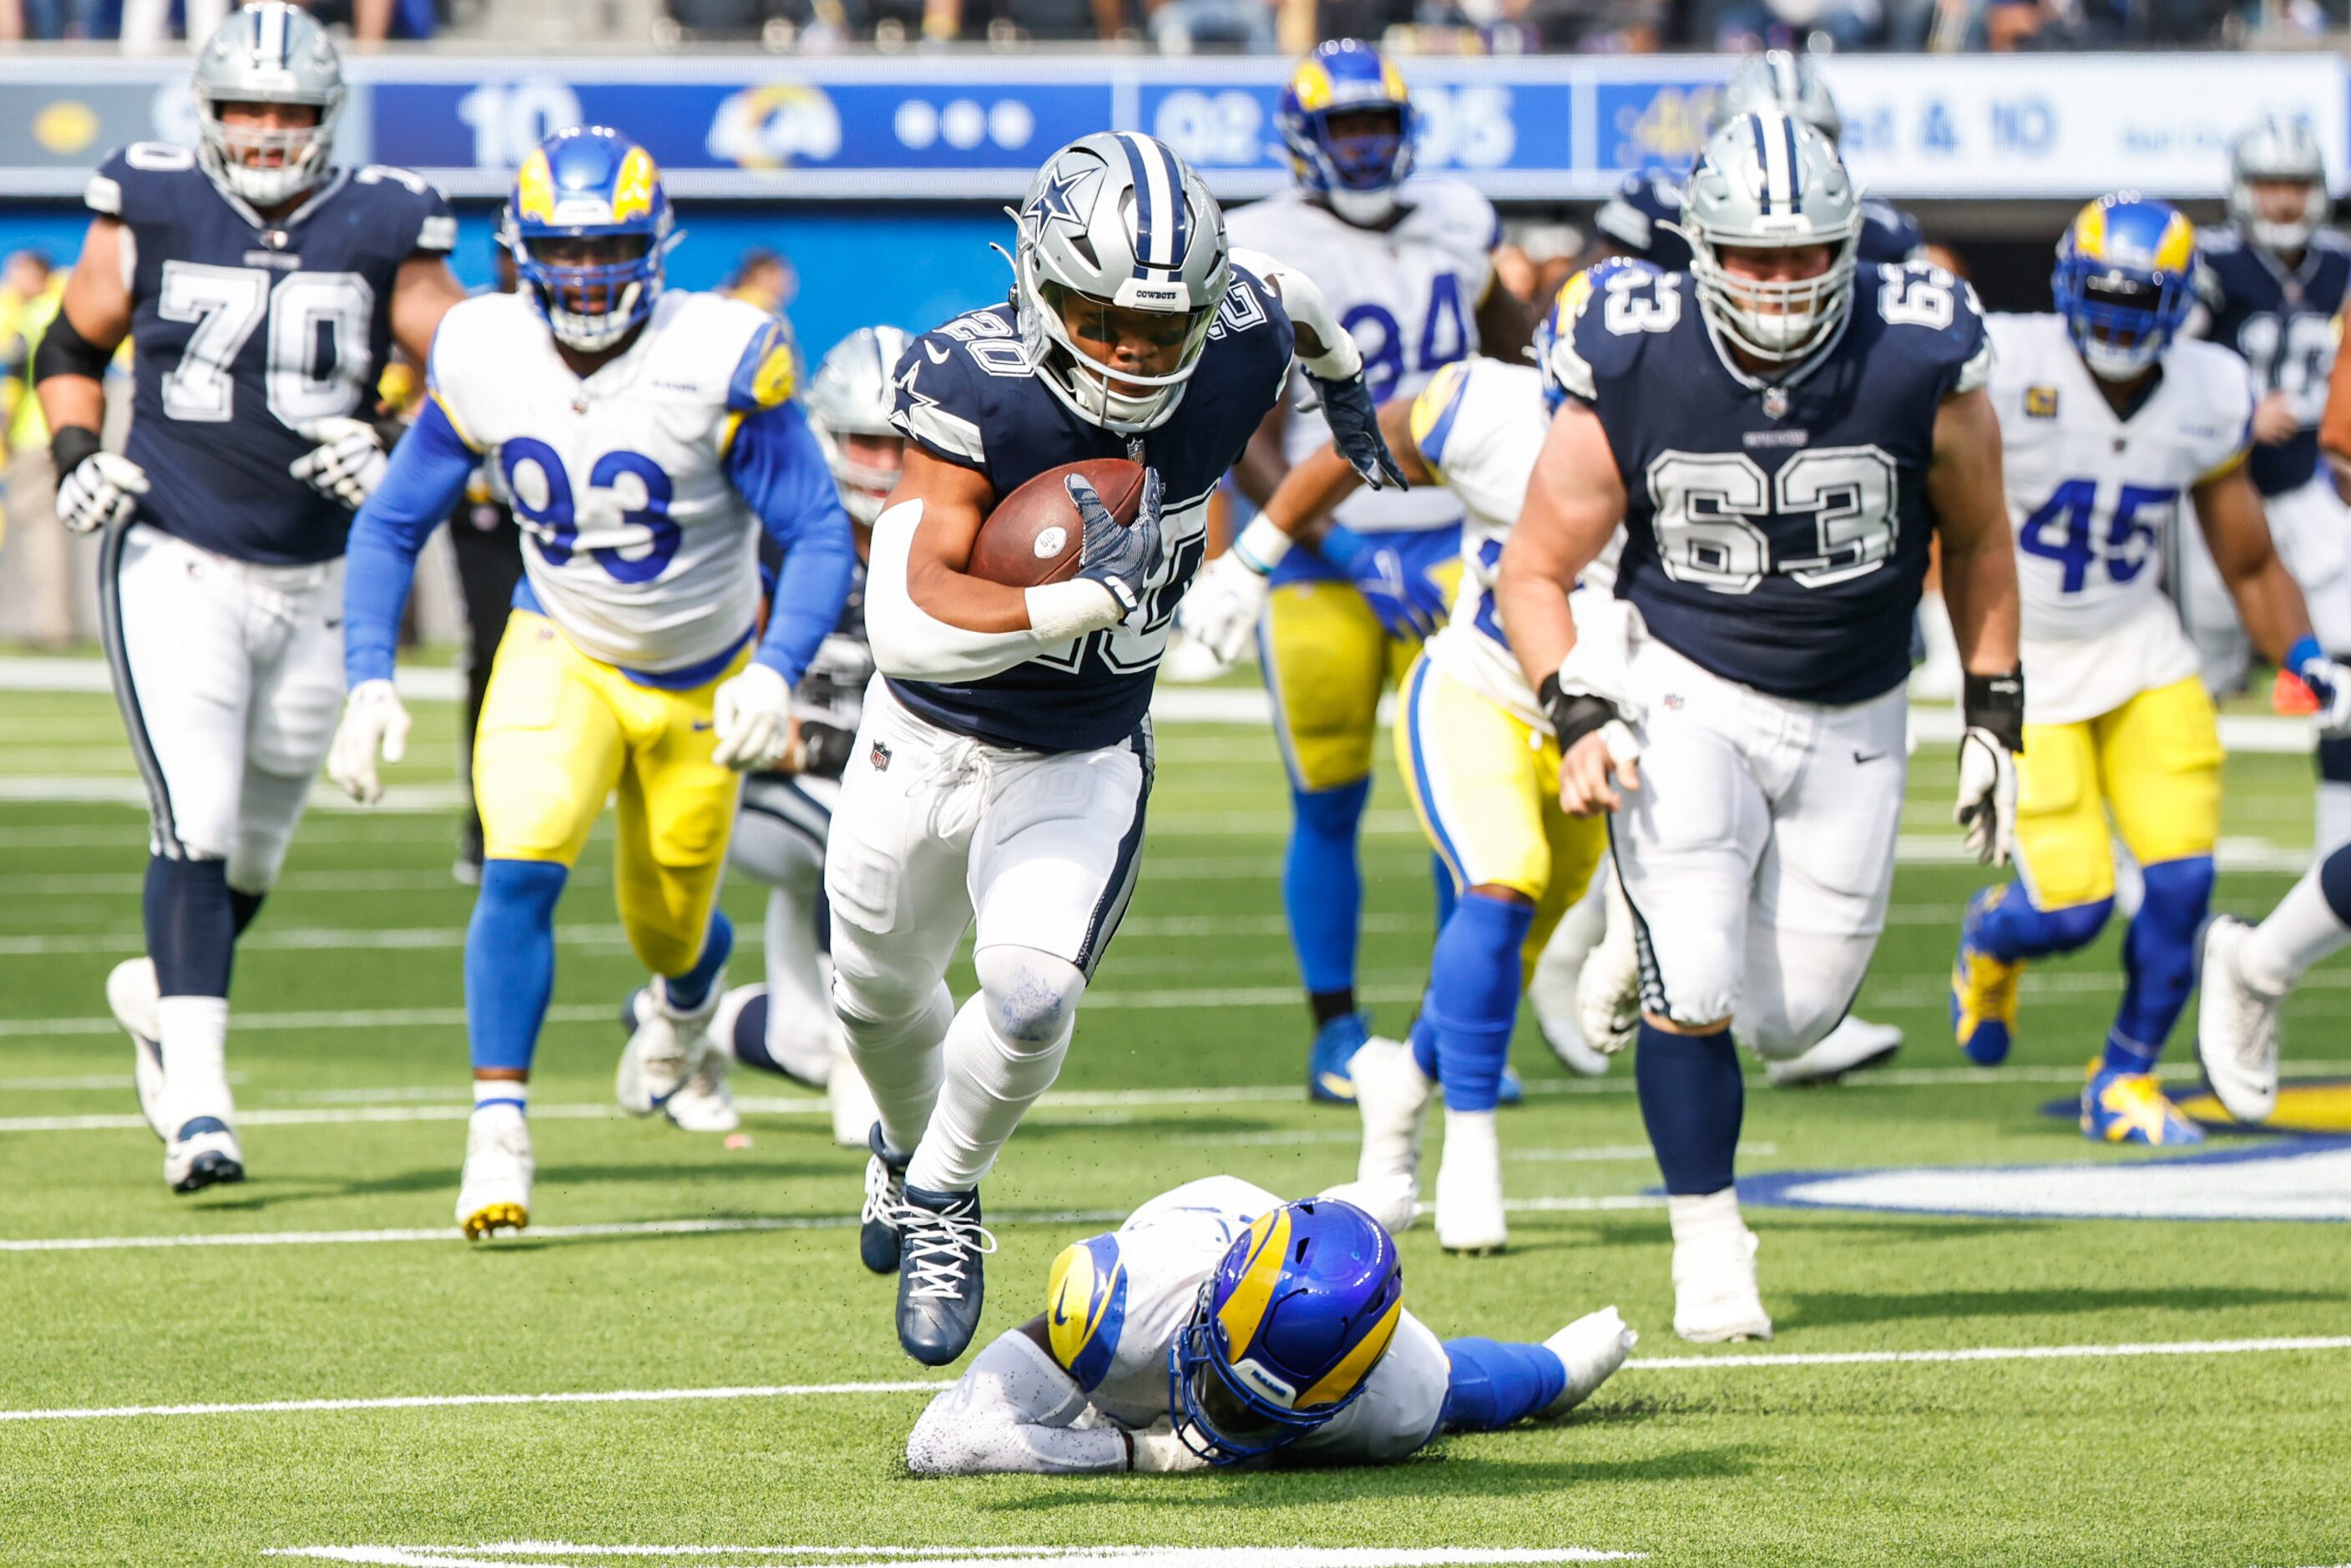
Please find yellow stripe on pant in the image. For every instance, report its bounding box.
[2015,674,2223,910]
[473,610,746,976]
[1393,654,1607,979]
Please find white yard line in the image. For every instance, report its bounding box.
[7,1334,2344,1425]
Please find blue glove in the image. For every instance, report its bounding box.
[1307,371,1408,492]
[1321,525,1447,642]
[2287,635,2351,731]
[1065,468,1165,620]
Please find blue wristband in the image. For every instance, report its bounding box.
[2289,635,2324,678]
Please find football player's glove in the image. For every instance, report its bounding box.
[1321,526,1446,641]
[1307,369,1408,492]
[1068,468,1165,621]
[327,679,412,805]
[291,417,399,510]
[1174,549,1270,672]
[1128,1419,1213,1474]
[712,663,797,772]
[1955,667,2024,867]
[52,425,147,535]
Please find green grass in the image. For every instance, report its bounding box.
[1,683,2348,1566]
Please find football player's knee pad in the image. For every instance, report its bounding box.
[973,945,1085,1049]
[829,932,948,1029]
[1737,974,1853,1061]
[223,768,311,896]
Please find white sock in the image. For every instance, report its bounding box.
[156,994,232,1136]
[838,980,953,1160]
[908,994,1071,1194]
[2242,862,2351,995]
[473,1077,528,1114]
[1666,1187,1747,1247]
[2318,781,2351,857]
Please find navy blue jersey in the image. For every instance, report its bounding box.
[1559,260,1990,704]
[1594,173,1919,272]
[86,143,454,565]
[2196,226,2351,495]
[888,271,1294,751]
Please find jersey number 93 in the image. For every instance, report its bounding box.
[501,439,680,584]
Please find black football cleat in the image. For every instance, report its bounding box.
[861,1123,909,1276]
[895,1183,994,1366]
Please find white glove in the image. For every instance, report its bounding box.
[1542,1305,1638,1416]
[56,451,147,535]
[1129,1419,1212,1474]
[712,663,796,772]
[1173,548,1272,675]
[327,679,412,805]
[290,417,392,509]
[1954,727,2019,867]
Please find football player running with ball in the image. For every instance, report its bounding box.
[331,128,856,1239]
[842,130,1401,1367]
[1223,41,1531,1104]
[904,1176,1634,1474]
[37,3,465,1194]
[1497,113,2025,1343]
[1950,197,2348,1147]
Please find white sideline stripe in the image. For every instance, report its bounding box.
[8,1334,2344,1425]
[265,1550,1644,1567]
[0,777,468,811]
[0,1195,1661,1254]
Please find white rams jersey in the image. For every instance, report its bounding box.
[429,289,796,675]
[1987,313,2256,725]
[1045,1176,1449,1465]
[1226,178,1498,533]
[1403,357,1623,730]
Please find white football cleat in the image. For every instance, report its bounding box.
[1315,1172,1420,1236]
[1542,1306,1638,1414]
[1529,889,1613,1077]
[829,1040,880,1150]
[2197,914,2281,1125]
[1579,873,1642,1056]
[106,957,168,1141]
[621,984,738,1132]
[457,1105,533,1240]
[1762,1016,1904,1088]
[163,1118,243,1194]
[1434,1106,1507,1256]
[1351,1036,1432,1205]
[616,978,723,1120]
[1671,1226,1772,1343]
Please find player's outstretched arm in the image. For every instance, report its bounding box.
[2196,460,2351,724]
[906,1317,1170,1476]
[33,217,144,535]
[1927,387,2025,866]
[1497,402,1636,817]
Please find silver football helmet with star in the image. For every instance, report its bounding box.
[1681,110,1860,364]
[806,325,914,525]
[192,2,346,209]
[2229,114,2331,253]
[1012,132,1231,434]
[1713,49,1842,145]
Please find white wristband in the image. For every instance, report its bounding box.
[1025,579,1122,642]
[1230,513,1293,574]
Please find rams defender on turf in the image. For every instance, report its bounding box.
[331,128,856,1238]
[844,130,1400,1366]
[1498,113,2025,1343]
[2185,119,2351,843]
[619,326,911,1147]
[904,1176,1634,1473]
[37,3,464,1194]
[1950,196,2348,1148]
[1225,41,1528,1104]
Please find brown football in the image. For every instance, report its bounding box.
[967,458,1146,589]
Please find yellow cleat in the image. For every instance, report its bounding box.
[1951,886,2022,1066]
[2081,1060,2206,1146]
[461,1201,529,1242]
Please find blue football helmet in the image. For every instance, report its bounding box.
[1277,41,1417,227]
[2052,194,2197,383]
[1535,255,1665,412]
[504,126,679,354]
[1167,1197,1404,1465]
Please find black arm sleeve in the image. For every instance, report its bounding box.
[33,308,114,386]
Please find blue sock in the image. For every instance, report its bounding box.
[1285,776,1369,996]
[1976,883,2114,962]
[1635,1021,1742,1196]
[145,855,235,998]
[1425,891,1534,1114]
[1408,1014,1438,1080]
[664,908,733,1012]
[2106,855,2213,1075]
[464,859,568,1075]
[229,888,265,938]
[1439,1338,1568,1431]
[2322,842,2351,923]
[731,989,779,1073]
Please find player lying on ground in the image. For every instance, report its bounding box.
[1949,195,2351,1147]
[38,2,464,1194]
[330,128,855,1238]
[838,130,1400,1367]
[2198,843,2351,1125]
[1495,113,2025,1343]
[904,1175,1634,1474]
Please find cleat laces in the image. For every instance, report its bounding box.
[862,1153,906,1230]
[900,1204,998,1302]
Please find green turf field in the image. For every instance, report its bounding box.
[1,673,2346,1568]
